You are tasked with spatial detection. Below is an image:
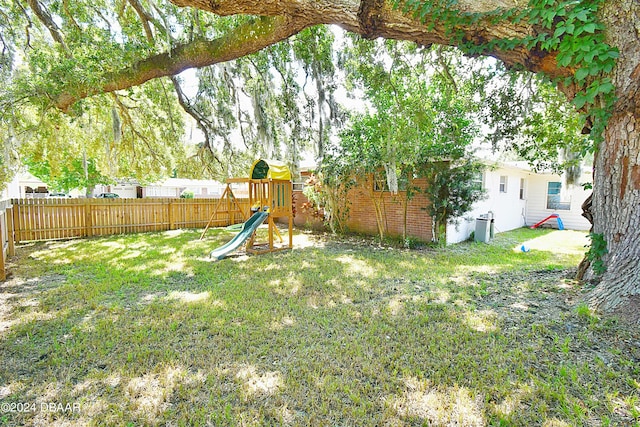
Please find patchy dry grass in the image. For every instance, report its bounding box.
[0,227,638,426]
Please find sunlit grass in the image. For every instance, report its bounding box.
[0,227,638,426]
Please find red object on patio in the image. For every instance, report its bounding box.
[530,214,565,230]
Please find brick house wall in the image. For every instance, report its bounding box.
[292,174,433,242]
[292,190,325,230]
[344,175,433,242]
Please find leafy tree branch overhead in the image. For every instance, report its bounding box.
[17,0,581,111]
[53,15,309,112]
[2,0,341,182]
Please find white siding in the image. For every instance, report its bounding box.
[3,174,21,199]
[525,172,591,231]
[447,165,529,244]
[143,186,180,198]
[111,185,138,198]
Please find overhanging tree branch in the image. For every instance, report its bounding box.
[170,75,223,165]
[55,15,311,111]
[49,0,575,113]
[167,0,568,76]
[26,0,70,55]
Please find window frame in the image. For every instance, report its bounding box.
[546,181,571,210]
[471,171,484,192]
[373,171,409,193]
[499,175,508,193]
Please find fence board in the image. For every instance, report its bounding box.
[9,197,250,243]
[0,200,14,279]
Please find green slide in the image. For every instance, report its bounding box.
[209,211,268,260]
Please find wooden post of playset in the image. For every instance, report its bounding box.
[199,180,249,240]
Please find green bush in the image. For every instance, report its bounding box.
[180,189,194,199]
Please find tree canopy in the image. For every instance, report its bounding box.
[0,1,342,184]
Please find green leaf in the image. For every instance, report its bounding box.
[583,49,597,62]
[597,80,615,95]
[557,53,573,68]
[575,68,589,82]
[607,50,620,59]
[564,22,575,35]
[572,94,587,109]
[580,41,595,52]
[573,9,589,22]
[553,25,566,39]
[601,60,616,74]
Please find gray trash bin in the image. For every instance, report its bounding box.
[475,218,491,243]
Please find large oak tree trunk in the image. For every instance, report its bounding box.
[582,0,640,321]
[587,110,640,321]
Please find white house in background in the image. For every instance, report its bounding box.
[140,178,226,198]
[94,178,226,198]
[4,171,85,199]
[446,161,592,244]
[3,173,23,199]
[525,167,592,231]
[15,172,48,198]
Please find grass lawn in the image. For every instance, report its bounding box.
[0,227,639,426]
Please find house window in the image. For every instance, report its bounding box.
[471,172,484,191]
[373,174,387,192]
[397,174,408,191]
[519,178,526,200]
[546,182,571,210]
[373,172,408,192]
[499,176,508,193]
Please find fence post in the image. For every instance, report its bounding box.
[12,199,20,245]
[84,199,93,237]
[168,199,174,230]
[6,206,15,256]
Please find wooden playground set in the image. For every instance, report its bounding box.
[201,159,294,259]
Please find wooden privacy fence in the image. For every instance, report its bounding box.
[10,197,250,243]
